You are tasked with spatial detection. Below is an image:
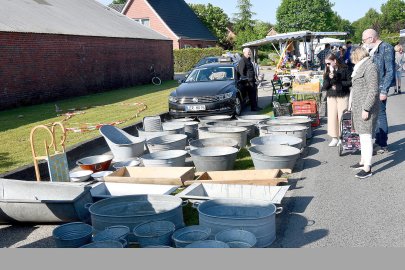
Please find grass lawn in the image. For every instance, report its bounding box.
[0,80,274,175]
[0,81,178,174]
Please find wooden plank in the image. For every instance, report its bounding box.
[183,177,288,186]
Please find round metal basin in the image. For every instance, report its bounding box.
[250,135,303,150]
[189,146,238,172]
[198,126,248,148]
[248,144,301,170]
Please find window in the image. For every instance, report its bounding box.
[183,44,193,49]
[133,18,150,27]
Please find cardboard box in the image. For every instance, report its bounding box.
[184,169,289,186]
[292,80,320,93]
[103,167,195,185]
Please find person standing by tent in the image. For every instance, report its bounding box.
[317,43,331,70]
[238,48,262,111]
[362,29,395,155]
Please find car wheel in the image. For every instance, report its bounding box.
[234,96,242,116]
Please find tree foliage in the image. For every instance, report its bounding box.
[189,3,230,48]
[112,0,127,4]
[275,0,335,32]
[233,0,256,33]
[380,0,405,33]
[351,8,382,43]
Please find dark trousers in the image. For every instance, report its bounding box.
[244,81,258,109]
[375,99,388,147]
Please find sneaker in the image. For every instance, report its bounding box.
[355,169,373,179]
[350,163,363,170]
[376,146,389,155]
[328,138,339,147]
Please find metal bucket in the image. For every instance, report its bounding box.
[87,195,185,243]
[236,115,271,124]
[92,225,130,247]
[146,134,187,153]
[162,122,185,135]
[133,220,175,248]
[53,222,93,248]
[80,240,124,248]
[198,115,232,124]
[260,125,307,147]
[172,225,211,248]
[250,135,303,150]
[190,147,238,172]
[143,116,162,132]
[196,198,282,247]
[137,128,170,140]
[189,137,239,151]
[204,121,257,140]
[168,120,199,140]
[141,150,187,167]
[248,145,301,170]
[266,117,312,139]
[198,126,248,148]
[185,240,230,248]
[215,229,257,248]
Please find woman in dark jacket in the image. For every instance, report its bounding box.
[322,53,352,146]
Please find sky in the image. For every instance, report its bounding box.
[97,0,389,24]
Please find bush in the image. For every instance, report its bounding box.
[174,47,224,72]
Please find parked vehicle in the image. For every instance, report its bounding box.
[184,56,235,78]
[169,63,248,118]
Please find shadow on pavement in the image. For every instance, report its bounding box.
[0,225,38,248]
[309,137,326,145]
[373,138,405,175]
[20,236,55,248]
[305,147,319,157]
[389,124,405,134]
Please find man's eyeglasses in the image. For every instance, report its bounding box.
[362,36,372,42]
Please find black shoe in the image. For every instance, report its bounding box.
[355,169,372,179]
[251,107,263,111]
[399,90,402,94]
[350,163,363,170]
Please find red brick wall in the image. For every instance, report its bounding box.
[179,39,217,49]
[124,0,180,49]
[0,32,173,110]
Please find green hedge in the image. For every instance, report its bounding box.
[174,47,224,72]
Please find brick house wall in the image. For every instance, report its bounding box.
[124,0,181,49]
[0,32,173,110]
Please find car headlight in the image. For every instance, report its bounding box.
[216,92,233,101]
[169,96,178,103]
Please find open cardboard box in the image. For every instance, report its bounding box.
[184,169,289,186]
[292,80,320,93]
[103,167,195,185]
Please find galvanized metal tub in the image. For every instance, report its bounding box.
[87,195,185,242]
[250,135,303,150]
[168,120,199,140]
[141,150,188,167]
[146,134,187,153]
[188,137,239,151]
[92,225,130,247]
[189,147,239,172]
[137,128,170,141]
[260,125,307,147]
[162,122,185,135]
[133,220,175,248]
[204,121,258,140]
[248,145,301,170]
[215,229,257,248]
[266,117,313,139]
[80,240,124,248]
[236,115,271,124]
[0,179,93,224]
[53,222,93,248]
[185,240,230,248]
[198,126,248,148]
[198,115,232,124]
[172,225,211,248]
[196,198,282,247]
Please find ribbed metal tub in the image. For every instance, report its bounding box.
[133,220,175,248]
[190,147,239,172]
[141,150,187,167]
[162,122,185,135]
[250,135,303,150]
[53,222,93,248]
[248,145,301,170]
[80,240,124,248]
[215,229,257,248]
[172,225,211,248]
[137,128,170,140]
[185,240,230,248]
[92,225,130,247]
[168,120,199,140]
[266,117,312,139]
[260,125,307,147]
[88,195,185,242]
[236,115,271,124]
[198,115,232,124]
[196,198,282,247]
[198,126,248,148]
[188,137,239,151]
[204,121,258,140]
[146,134,187,153]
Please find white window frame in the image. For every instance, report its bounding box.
[133,18,150,27]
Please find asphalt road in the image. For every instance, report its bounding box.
[1,72,404,248]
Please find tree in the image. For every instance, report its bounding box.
[351,8,382,43]
[331,12,355,38]
[233,0,256,33]
[189,3,230,48]
[234,20,273,49]
[275,0,335,33]
[380,0,405,32]
[111,0,127,4]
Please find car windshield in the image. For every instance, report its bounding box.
[196,58,218,67]
[185,66,235,82]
